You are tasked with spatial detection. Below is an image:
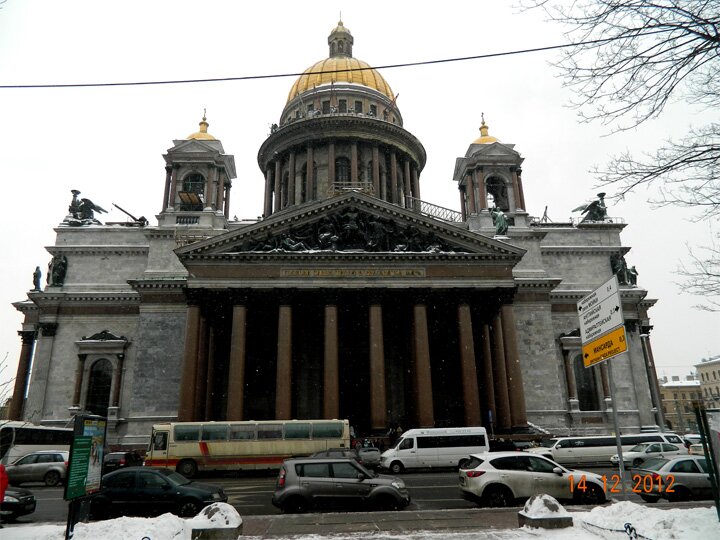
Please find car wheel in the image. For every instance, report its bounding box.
[577,484,605,505]
[282,496,308,514]
[176,459,198,478]
[483,485,513,508]
[632,458,643,468]
[44,470,61,487]
[640,494,659,503]
[177,499,201,517]
[389,461,404,474]
[667,486,692,503]
[374,494,399,511]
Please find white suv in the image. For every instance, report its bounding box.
[458,451,606,507]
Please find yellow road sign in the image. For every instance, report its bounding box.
[582,325,627,368]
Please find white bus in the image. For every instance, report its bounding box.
[380,427,489,473]
[145,419,351,477]
[0,421,73,465]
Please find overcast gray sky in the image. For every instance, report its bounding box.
[0,1,717,404]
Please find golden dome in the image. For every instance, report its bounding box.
[473,116,498,144]
[186,114,216,140]
[287,58,394,102]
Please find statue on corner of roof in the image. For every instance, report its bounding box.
[573,192,608,223]
[32,266,42,291]
[47,254,68,286]
[490,206,509,236]
[64,189,108,225]
[610,253,629,285]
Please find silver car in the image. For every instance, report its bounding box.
[636,455,713,503]
[272,457,411,513]
[6,450,69,487]
[357,447,382,469]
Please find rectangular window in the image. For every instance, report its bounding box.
[354,100,363,113]
[370,104,377,117]
[339,100,347,113]
[307,104,314,113]
[322,100,330,114]
[312,422,343,439]
[296,463,330,478]
[229,424,256,440]
[285,423,311,439]
[174,425,200,442]
[201,425,229,441]
[257,424,283,440]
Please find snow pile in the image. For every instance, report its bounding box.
[187,502,242,529]
[520,494,570,518]
[579,501,720,540]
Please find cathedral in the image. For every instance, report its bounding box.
[9,22,660,449]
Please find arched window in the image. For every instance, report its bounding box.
[573,354,600,411]
[180,173,205,211]
[486,176,509,210]
[85,358,113,417]
[336,157,351,183]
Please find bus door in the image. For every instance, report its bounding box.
[149,429,169,467]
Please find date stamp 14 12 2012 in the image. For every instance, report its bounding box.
[569,474,675,494]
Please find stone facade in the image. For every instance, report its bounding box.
[8,22,660,449]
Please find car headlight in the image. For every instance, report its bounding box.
[3,495,19,503]
[391,481,404,489]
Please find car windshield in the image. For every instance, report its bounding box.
[641,458,669,471]
[159,470,191,485]
[539,439,558,448]
[630,443,651,452]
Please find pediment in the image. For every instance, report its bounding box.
[177,192,525,261]
[465,141,519,159]
[167,139,224,155]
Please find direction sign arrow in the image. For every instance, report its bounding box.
[582,326,627,368]
[579,294,624,342]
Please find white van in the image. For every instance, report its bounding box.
[380,427,489,473]
[527,432,685,465]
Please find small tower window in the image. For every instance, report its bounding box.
[355,101,363,114]
[369,104,377,117]
[486,176,509,210]
[180,173,205,211]
[183,173,205,194]
[339,100,347,113]
[322,100,331,114]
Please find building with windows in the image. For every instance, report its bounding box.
[8,22,660,449]
[696,355,720,408]
[659,375,701,433]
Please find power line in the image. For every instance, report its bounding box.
[0,32,660,90]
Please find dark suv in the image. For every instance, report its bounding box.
[103,451,143,474]
[272,457,411,513]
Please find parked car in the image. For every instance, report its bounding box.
[6,450,69,487]
[458,451,606,507]
[90,467,227,519]
[610,442,685,469]
[102,451,144,474]
[357,447,382,469]
[688,443,706,456]
[635,456,713,503]
[1,486,37,521]
[310,448,364,465]
[272,457,411,513]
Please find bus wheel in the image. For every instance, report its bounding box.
[176,459,198,478]
[389,461,404,474]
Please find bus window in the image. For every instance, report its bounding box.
[257,424,283,440]
[152,431,167,451]
[229,424,256,440]
[312,422,343,439]
[285,423,311,439]
[201,425,228,441]
[174,425,200,441]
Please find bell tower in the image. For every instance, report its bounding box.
[453,116,527,227]
[158,114,236,229]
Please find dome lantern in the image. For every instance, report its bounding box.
[328,19,353,58]
[186,111,216,141]
[473,113,498,145]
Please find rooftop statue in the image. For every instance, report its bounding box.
[490,206,509,236]
[64,190,108,226]
[573,192,607,223]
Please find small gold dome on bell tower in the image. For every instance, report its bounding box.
[473,113,499,144]
[186,111,217,141]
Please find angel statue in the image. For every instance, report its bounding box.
[573,192,607,223]
[79,198,108,221]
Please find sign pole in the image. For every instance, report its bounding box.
[607,360,627,500]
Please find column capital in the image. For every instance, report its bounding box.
[18,330,36,344]
[38,322,58,337]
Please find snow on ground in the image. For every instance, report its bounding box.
[5,502,719,540]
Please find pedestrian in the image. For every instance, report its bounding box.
[0,463,8,528]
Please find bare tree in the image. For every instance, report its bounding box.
[525,0,720,308]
